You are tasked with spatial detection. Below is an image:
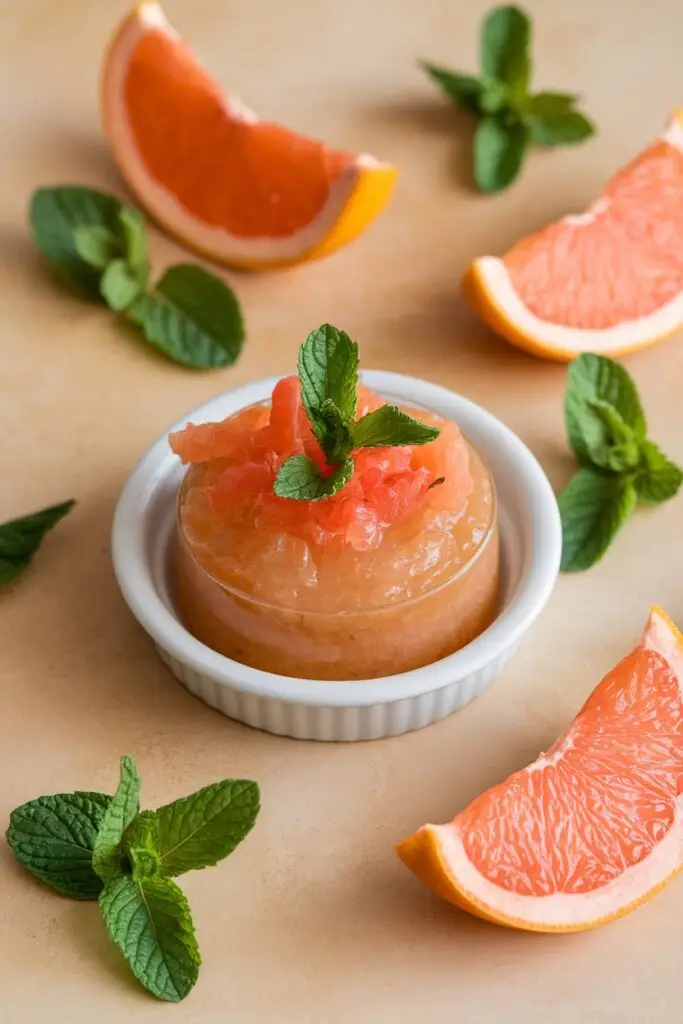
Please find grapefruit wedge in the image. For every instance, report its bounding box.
[397,608,683,932]
[101,3,396,269]
[464,113,683,360]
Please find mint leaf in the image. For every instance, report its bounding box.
[0,500,75,589]
[119,206,149,275]
[99,875,200,1002]
[636,441,683,504]
[351,405,440,448]
[126,779,260,878]
[73,225,119,270]
[421,63,484,114]
[92,756,141,884]
[522,91,578,119]
[481,5,530,98]
[566,354,647,467]
[6,792,111,899]
[479,79,510,115]
[474,117,529,193]
[316,399,355,463]
[274,456,354,501]
[127,264,244,369]
[559,469,637,572]
[531,110,595,147]
[30,186,124,298]
[100,259,143,311]
[298,324,360,429]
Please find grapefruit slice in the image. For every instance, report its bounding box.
[101,2,397,269]
[464,113,683,360]
[397,608,683,932]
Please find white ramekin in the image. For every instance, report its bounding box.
[112,371,561,741]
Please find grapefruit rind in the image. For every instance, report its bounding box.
[101,2,397,269]
[463,115,683,361]
[396,607,683,932]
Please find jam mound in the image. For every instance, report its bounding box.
[170,378,499,678]
[170,378,496,614]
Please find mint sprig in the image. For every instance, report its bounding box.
[274,324,440,502]
[559,354,682,572]
[30,186,245,370]
[0,500,75,589]
[422,4,595,193]
[6,756,260,1003]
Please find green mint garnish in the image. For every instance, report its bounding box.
[559,354,681,572]
[6,793,111,900]
[30,186,245,370]
[274,324,439,502]
[0,500,75,589]
[274,455,354,501]
[124,779,260,878]
[349,404,440,448]
[6,755,260,1003]
[421,4,595,193]
[99,875,200,1003]
[92,756,141,884]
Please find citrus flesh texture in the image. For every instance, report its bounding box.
[464,113,683,360]
[169,378,495,615]
[397,608,683,932]
[101,2,397,269]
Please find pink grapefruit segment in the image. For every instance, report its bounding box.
[397,608,683,932]
[101,3,397,269]
[169,376,473,552]
[464,112,683,360]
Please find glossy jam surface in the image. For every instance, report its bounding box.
[172,380,500,679]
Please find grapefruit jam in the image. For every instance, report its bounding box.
[171,378,500,680]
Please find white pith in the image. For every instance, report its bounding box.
[430,609,683,927]
[472,119,683,353]
[104,1,386,263]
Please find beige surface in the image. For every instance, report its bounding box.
[1,0,683,1020]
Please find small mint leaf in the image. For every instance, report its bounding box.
[99,259,143,311]
[30,185,124,299]
[521,91,579,119]
[6,792,111,900]
[127,264,244,369]
[350,405,440,448]
[479,79,511,115]
[474,116,529,193]
[565,354,647,467]
[531,110,595,147]
[73,225,119,270]
[99,875,200,1002]
[297,324,360,427]
[138,779,260,878]
[316,399,355,463]
[92,756,141,884]
[636,442,683,504]
[559,468,637,572]
[274,456,353,501]
[118,206,149,271]
[0,500,75,589]
[123,812,161,881]
[420,63,484,115]
[480,5,531,98]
